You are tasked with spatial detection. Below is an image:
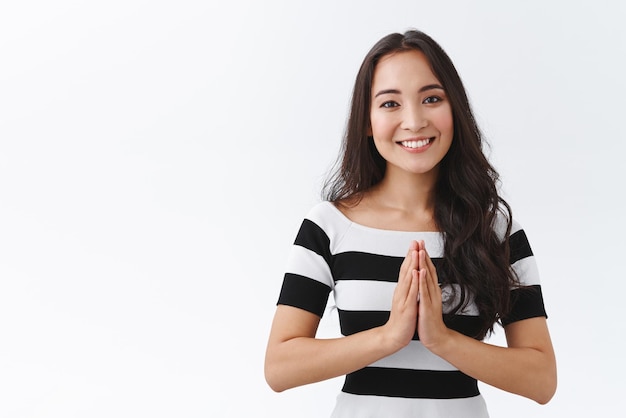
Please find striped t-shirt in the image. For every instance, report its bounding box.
[277,201,547,417]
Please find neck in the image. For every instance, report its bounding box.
[372,166,439,213]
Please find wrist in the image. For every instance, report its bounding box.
[423,328,456,357]
[379,324,411,355]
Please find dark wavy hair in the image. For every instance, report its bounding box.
[323,30,519,339]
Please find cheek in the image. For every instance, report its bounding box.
[432,107,454,135]
[369,114,394,138]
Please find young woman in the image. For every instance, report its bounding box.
[265,30,556,417]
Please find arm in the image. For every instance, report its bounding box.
[265,241,421,392]
[427,318,556,404]
[416,244,557,404]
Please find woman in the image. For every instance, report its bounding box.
[265,30,556,417]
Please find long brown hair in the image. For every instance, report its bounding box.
[323,30,519,339]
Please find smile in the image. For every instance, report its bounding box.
[398,138,433,149]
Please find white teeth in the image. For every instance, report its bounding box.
[400,138,431,148]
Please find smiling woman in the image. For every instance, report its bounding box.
[264,30,556,417]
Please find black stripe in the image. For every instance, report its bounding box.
[509,229,533,264]
[277,273,331,317]
[343,367,479,399]
[333,252,402,281]
[294,219,332,267]
[333,252,444,282]
[443,314,483,339]
[501,284,547,326]
[338,309,482,339]
[338,310,389,336]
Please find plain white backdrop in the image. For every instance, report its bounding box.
[1,1,624,416]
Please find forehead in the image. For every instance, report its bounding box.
[372,50,440,89]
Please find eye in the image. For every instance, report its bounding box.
[423,96,443,104]
[380,100,399,108]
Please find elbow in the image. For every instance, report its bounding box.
[526,346,557,405]
[266,380,285,393]
[264,357,288,393]
[264,342,296,393]
[534,382,557,405]
[265,369,286,393]
[533,369,557,405]
[535,390,555,405]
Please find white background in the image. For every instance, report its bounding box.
[1,1,624,416]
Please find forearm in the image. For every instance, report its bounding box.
[430,325,557,404]
[265,325,398,392]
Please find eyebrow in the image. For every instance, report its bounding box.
[374,84,445,98]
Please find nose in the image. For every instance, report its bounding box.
[401,105,428,132]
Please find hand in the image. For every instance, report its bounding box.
[383,240,420,352]
[416,241,450,351]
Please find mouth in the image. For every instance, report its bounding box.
[397,137,434,150]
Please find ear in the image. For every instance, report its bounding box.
[366,125,372,136]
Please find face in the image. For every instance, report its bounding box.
[370,50,453,178]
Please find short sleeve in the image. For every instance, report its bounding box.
[277,217,334,317]
[501,222,548,326]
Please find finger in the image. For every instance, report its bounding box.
[395,250,417,305]
[422,247,440,287]
[416,240,424,269]
[418,268,430,305]
[420,249,442,305]
[418,247,425,274]
[423,247,437,275]
[408,244,418,273]
[418,251,438,305]
[399,240,418,277]
[415,268,421,303]
[408,268,419,304]
[404,242,419,280]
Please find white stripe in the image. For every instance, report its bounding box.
[335,226,443,257]
[309,202,445,257]
[284,245,334,289]
[335,280,480,315]
[331,392,489,418]
[305,202,352,255]
[510,218,523,235]
[512,256,541,286]
[334,280,393,311]
[369,340,458,371]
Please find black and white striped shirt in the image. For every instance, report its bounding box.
[277,201,546,417]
